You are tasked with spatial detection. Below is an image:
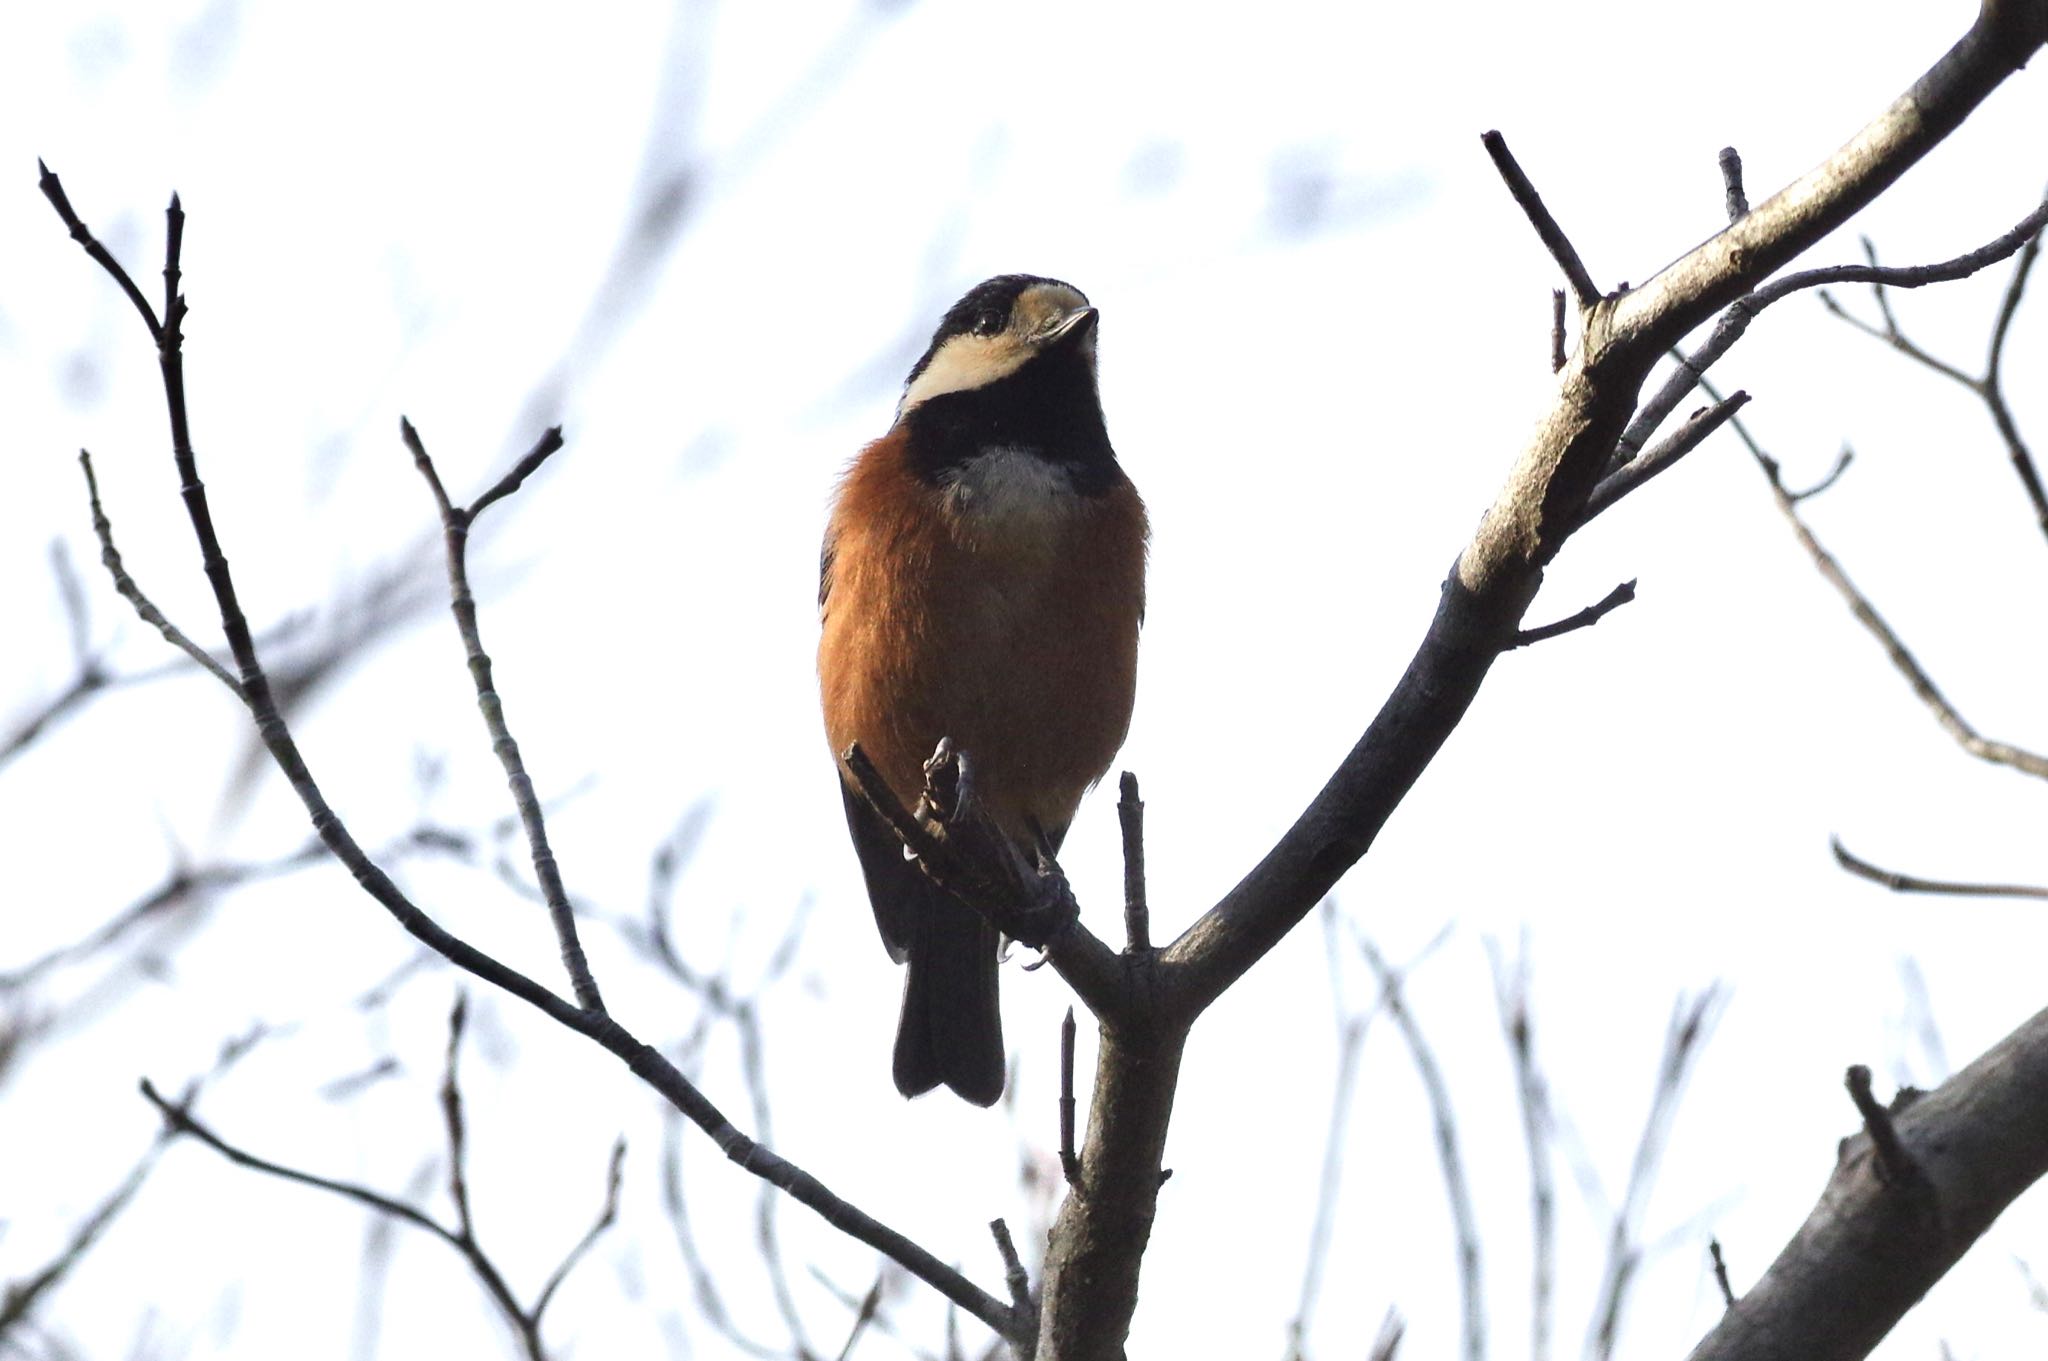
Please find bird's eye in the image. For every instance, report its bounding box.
[971,307,1006,337]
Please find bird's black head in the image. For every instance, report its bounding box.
[896,274,1116,492]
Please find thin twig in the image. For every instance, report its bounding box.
[532,1137,627,1320]
[441,993,475,1239]
[1550,289,1567,372]
[0,841,325,992]
[1825,212,2048,545]
[1486,933,1555,1361]
[1585,393,1750,523]
[1355,932,1483,1361]
[139,1078,543,1361]
[990,1218,1035,1344]
[403,418,603,1014]
[831,1275,885,1361]
[0,1138,165,1334]
[77,450,241,694]
[1845,1065,1928,1192]
[1290,908,1373,1360]
[1586,987,1725,1361]
[661,1112,789,1359]
[1616,193,2048,467]
[1984,232,2047,541]
[1509,580,1637,649]
[1059,1008,1081,1186]
[1482,130,1599,308]
[1785,445,1853,501]
[1719,147,1748,222]
[1748,413,2048,782]
[51,539,91,668]
[1832,837,2048,899]
[1117,771,1149,952]
[38,161,162,336]
[1368,1309,1407,1361]
[50,171,1020,1346]
[1709,1238,1736,1307]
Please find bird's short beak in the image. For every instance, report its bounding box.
[1038,305,1098,347]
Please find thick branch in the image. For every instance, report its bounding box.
[1038,14,2044,1352]
[1685,1002,2048,1361]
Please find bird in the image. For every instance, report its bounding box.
[818,274,1147,1106]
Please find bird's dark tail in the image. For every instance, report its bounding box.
[893,889,1004,1106]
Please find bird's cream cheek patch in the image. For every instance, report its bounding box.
[899,336,1030,411]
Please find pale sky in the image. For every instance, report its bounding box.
[3,2,2046,1358]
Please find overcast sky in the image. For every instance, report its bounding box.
[3,3,2046,1358]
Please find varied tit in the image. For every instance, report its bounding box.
[818,274,1147,1106]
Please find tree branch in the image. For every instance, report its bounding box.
[1754,421,2048,782]
[1833,837,2048,899]
[1357,932,1483,1361]
[1615,189,2047,472]
[1482,130,1601,309]
[1679,1001,2048,1361]
[403,418,604,1013]
[1040,12,2046,1351]
[1509,579,1638,649]
[43,165,1023,1349]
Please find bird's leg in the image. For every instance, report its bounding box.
[903,740,1078,951]
[917,736,969,823]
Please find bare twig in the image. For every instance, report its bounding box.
[1482,130,1600,308]
[991,1218,1035,1346]
[1355,933,1483,1361]
[1833,837,2048,899]
[140,1077,546,1361]
[1784,445,1853,502]
[1588,987,1725,1361]
[404,419,603,1014]
[441,994,476,1240]
[47,167,1020,1346]
[1059,1008,1081,1186]
[1551,289,1568,372]
[1509,580,1637,649]
[1822,208,2048,542]
[1617,192,2048,468]
[1845,1065,1929,1194]
[1585,393,1750,523]
[1719,147,1749,222]
[0,841,324,992]
[1289,907,1374,1360]
[1487,934,1555,1361]
[532,1137,627,1320]
[77,450,241,694]
[660,1111,788,1360]
[1368,1309,1407,1361]
[1117,772,1149,952]
[831,1275,885,1361]
[0,1139,165,1336]
[38,160,162,336]
[1709,1239,1736,1308]
[1751,419,2048,782]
